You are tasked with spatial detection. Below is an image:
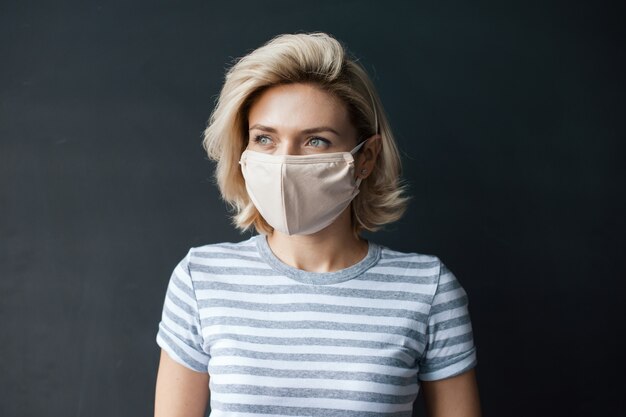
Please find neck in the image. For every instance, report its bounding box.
[265,207,368,273]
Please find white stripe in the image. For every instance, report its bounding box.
[192,258,271,269]
[198,290,431,313]
[438,270,459,285]
[431,288,465,306]
[424,340,474,360]
[335,279,435,293]
[431,322,473,340]
[173,263,193,283]
[203,325,422,351]
[210,356,411,376]
[194,246,258,257]
[211,373,418,396]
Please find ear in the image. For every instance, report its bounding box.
[356,134,382,180]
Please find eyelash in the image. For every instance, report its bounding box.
[307,137,331,147]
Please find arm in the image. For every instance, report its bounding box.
[421,369,481,417]
[155,349,210,417]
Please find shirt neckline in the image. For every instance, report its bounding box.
[255,234,381,285]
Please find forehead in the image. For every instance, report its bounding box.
[247,83,353,132]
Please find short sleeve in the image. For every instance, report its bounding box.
[156,250,210,372]
[418,259,477,381]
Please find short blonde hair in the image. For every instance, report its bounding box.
[203,32,409,235]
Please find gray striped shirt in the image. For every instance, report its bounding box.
[157,235,477,416]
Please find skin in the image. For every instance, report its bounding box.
[154,82,481,417]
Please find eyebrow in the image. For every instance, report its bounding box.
[249,124,340,136]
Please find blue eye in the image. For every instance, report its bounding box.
[253,135,273,145]
[307,137,330,148]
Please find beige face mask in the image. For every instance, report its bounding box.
[239,141,367,236]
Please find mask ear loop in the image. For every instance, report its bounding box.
[350,139,368,155]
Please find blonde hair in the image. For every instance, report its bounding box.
[203,32,409,235]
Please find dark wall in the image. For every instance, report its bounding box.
[1,1,624,416]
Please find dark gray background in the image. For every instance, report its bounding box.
[1,1,624,416]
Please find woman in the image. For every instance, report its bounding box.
[155,32,480,417]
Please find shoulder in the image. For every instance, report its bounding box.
[186,235,260,264]
[375,243,443,280]
[166,236,261,276]
[179,236,271,283]
[377,244,441,267]
[372,243,463,302]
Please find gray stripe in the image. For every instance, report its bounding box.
[205,334,420,359]
[189,263,279,276]
[198,298,429,322]
[355,272,438,284]
[194,281,433,302]
[436,279,462,294]
[159,321,200,349]
[162,306,200,337]
[429,332,474,350]
[427,315,471,333]
[429,294,468,315]
[379,251,425,260]
[209,365,416,386]
[194,243,257,253]
[373,260,439,269]
[210,401,413,417]
[170,272,194,299]
[157,329,207,371]
[210,384,417,404]
[166,287,196,316]
[203,316,425,343]
[210,348,412,368]
[193,251,261,262]
[420,348,476,369]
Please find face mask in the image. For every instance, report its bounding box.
[239,141,367,236]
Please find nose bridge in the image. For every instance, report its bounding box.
[275,135,301,156]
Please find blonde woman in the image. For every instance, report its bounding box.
[155,32,481,417]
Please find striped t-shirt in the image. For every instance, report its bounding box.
[156,234,477,416]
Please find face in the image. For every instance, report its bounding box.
[246,83,359,155]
